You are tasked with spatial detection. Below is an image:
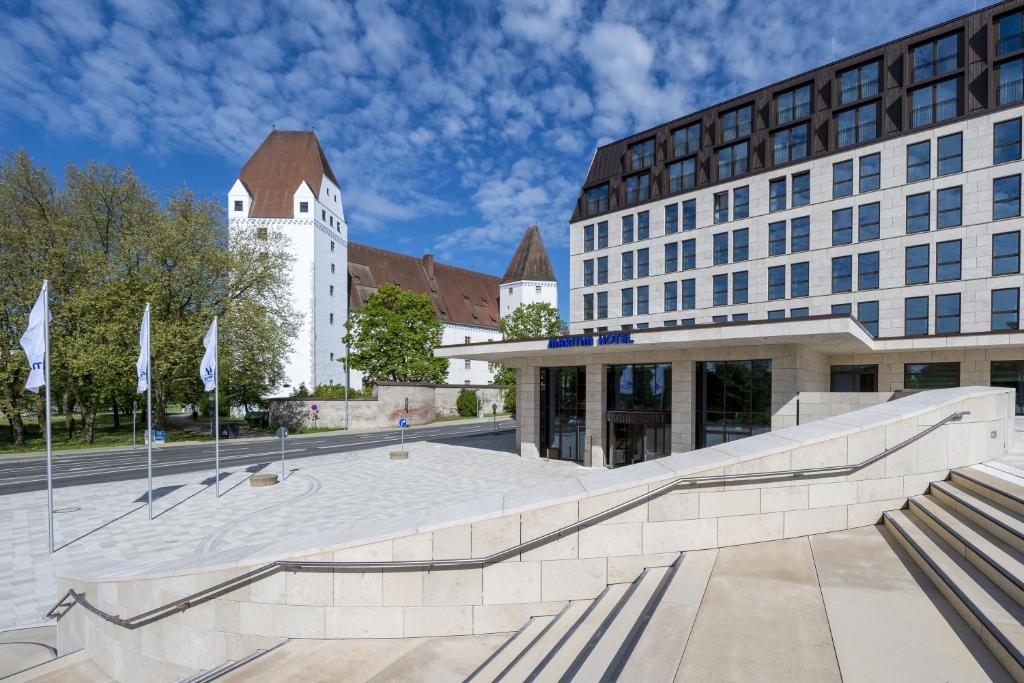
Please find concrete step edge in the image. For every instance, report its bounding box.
[953,469,1024,516]
[467,616,552,683]
[495,600,593,682]
[931,481,1024,552]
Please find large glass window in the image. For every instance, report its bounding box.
[938,133,962,175]
[713,274,728,306]
[995,119,1022,163]
[777,84,812,123]
[597,291,608,318]
[597,256,608,284]
[993,288,1020,330]
[833,160,854,198]
[998,11,1024,56]
[935,293,961,334]
[682,279,696,309]
[837,103,878,147]
[773,124,809,163]
[696,360,773,447]
[839,61,880,105]
[860,153,881,191]
[993,232,1021,275]
[904,362,960,389]
[793,171,811,206]
[583,294,594,321]
[718,142,748,179]
[637,211,649,240]
[905,296,929,336]
[637,285,649,314]
[768,266,786,300]
[583,259,594,286]
[597,221,608,248]
[858,300,880,336]
[991,360,1024,415]
[911,77,959,128]
[584,224,594,252]
[994,175,1022,219]
[622,287,633,316]
[622,215,634,244]
[733,228,749,262]
[625,173,650,204]
[769,178,787,212]
[682,199,696,230]
[637,248,649,277]
[734,187,749,219]
[668,158,697,192]
[936,239,961,281]
[587,184,609,214]
[832,208,853,245]
[907,141,930,181]
[830,364,879,392]
[664,281,678,311]
[907,193,930,233]
[906,244,930,285]
[998,57,1024,105]
[540,367,587,462]
[721,105,753,141]
[769,221,787,255]
[665,243,678,273]
[912,33,959,82]
[832,256,853,293]
[733,271,749,304]
[791,216,810,252]
[713,232,729,264]
[858,202,880,241]
[621,251,634,280]
[674,122,701,156]
[607,363,673,466]
[791,262,810,298]
[937,187,962,228]
[630,139,655,170]
[682,239,696,270]
[859,251,880,290]
[714,192,729,223]
[665,204,679,234]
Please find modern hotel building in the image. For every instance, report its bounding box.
[439,0,1024,468]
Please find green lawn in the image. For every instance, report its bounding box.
[0,411,212,455]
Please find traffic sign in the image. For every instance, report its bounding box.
[398,418,408,429]
[276,426,289,439]
[310,403,319,413]
[492,403,497,414]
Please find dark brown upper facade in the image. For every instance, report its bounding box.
[239,130,339,219]
[572,0,1024,223]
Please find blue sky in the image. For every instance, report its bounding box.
[0,0,979,316]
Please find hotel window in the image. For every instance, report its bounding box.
[837,103,879,148]
[791,308,809,318]
[681,318,695,326]
[831,364,879,392]
[733,271,749,304]
[839,60,880,105]
[637,286,649,314]
[773,124,809,164]
[584,224,595,251]
[682,239,696,270]
[905,362,960,389]
[776,83,812,124]
[994,175,1022,219]
[791,262,809,298]
[768,310,785,319]
[713,233,729,264]
[937,187,962,228]
[621,251,634,280]
[905,296,929,336]
[630,139,655,170]
[995,119,1022,163]
[907,141,930,182]
[717,142,748,180]
[596,221,609,249]
[912,33,959,82]
[859,153,881,192]
[998,10,1024,55]
[714,192,729,224]
[734,186,749,219]
[906,244,930,285]
[993,288,1021,330]
[597,256,608,284]
[668,158,697,192]
[998,58,1024,105]
[664,282,678,311]
[637,248,649,277]
[637,211,650,240]
[622,287,634,316]
[733,313,748,322]
[299,201,308,213]
[832,208,853,245]
[733,228,749,262]
[674,121,701,156]
[583,294,594,320]
[665,204,679,234]
[993,232,1021,275]
[721,104,752,141]
[622,215,634,243]
[597,291,608,318]
[768,266,786,300]
[769,178,787,212]
[583,259,594,286]
[682,279,696,309]
[682,199,697,230]
[906,193,930,233]
[832,256,853,293]
[858,202,880,241]
[625,173,650,204]
[935,293,961,334]
[858,251,880,290]
[792,172,810,206]
[665,320,678,327]
[665,243,678,273]
[713,274,728,306]
[937,133,962,175]
[911,77,959,128]
[791,216,810,252]
[832,303,852,315]
[769,221,787,255]
[713,315,728,323]
[833,160,853,198]
[858,301,880,336]
[936,239,961,281]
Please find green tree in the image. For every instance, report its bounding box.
[343,283,448,385]
[493,302,564,412]
[456,388,478,417]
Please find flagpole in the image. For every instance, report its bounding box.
[214,316,220,498]
[43,281,54,554]
[145,304,153,520]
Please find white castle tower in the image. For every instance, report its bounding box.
[499,226,559,318]
[228,130,347,396]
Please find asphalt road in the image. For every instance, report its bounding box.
[0,419,516,495]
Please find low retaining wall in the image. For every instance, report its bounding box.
[773,391,896,428]
[56,387,1014,682]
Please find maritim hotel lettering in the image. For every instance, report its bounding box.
[547,332,634,349]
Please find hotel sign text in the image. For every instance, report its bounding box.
[547,332,634,349]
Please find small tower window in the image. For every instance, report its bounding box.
[331,242,335,252]
[329,313,334,324]
[535,285,542,293]
[329,285,334,296]
[331,263,335,274]
[329,216,334,226]
[322,209,326,220]
[330,352,334,361]
[464,336,471,344]
[234,200,243,211]
[299,202,309,213]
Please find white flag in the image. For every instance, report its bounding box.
[136,305,150,393]
[19,285,50,393]
[200,318,217,391]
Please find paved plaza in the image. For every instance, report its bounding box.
[0,432,584,630]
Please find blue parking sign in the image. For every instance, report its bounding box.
[398,418,408,429]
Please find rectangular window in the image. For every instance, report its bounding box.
[768,266,786,300]
[621,251,634,280]
[858,300,880,336]
[993,232,1021,275]
[717,142,748,179]
[733,186,749,219]
[682,239,696,270]
[637,248,649,277]
[713,274,728,306]
[714,192,729,223]
[936,240,961,281]
[768,310,786,319]
[832,208,853,245]
[637,285,649,314]
[597,221,608,248]
[587,184,609,214]
[597,256,608,284]
[630,139,655,170]
[830,364,879,392]
[832,255,853,293]
[998,57,1024,105]
[664,281,678,311]
[935,293,961,334]
[712,315,728,324]
[665,204,679,234]
[721,104,753,141]
[792,172,810,206]
[682,279,696,310]
[583,259,594,286]
[733,271,749,304]
[839,60,880,105]
[833,160,853,198]
[994,175,1022,219]
[637,211,649,240]
[622,287,634,316]
[832,303,852,315]
[584,224,595,251]
[906,193,930,233]
[681,318,695,326]
[682,199,696,230]
[995,119,1022,164]
[583,293,594,320]
[837,103,879,148]
[777,83,812,124]
[597,291,608,318]
[912,33,959,82]
[858,202,880,241]
[907,141,930,182]
[733,313,748,322]
[769,221,787,255]
[665,320,677,328]
[713,232,729,264]
[791,216,810,252]
[937,133,962,175]
[791,262,809,298]
[993,288,1021,330]
[298,201,308,213]
[906,244,930,284]
[859,153,881,192]
[937,186,962,228]
[858,251,880,289]
[733,228,749,262]
[773,123,809,164]
[622,215,634,243]
[998,10,1024,56]
[668,158,697,192]
[625,173,650,204]
[790,307,809,318]
[905,362,960,389]
[905,296,929,336]
[665,243,678,273]
[769,178,787,212]
[673,122,701,156]
[911,77,959,128]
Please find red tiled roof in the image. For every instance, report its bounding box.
[238,130,339,218]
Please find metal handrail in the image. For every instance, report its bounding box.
[46,410,969,630]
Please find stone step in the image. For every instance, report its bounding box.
[466,615,555,682]
[883,509,1024,681]
[909,495,1024,609]
[930,480,1024,554]
[952,468,1024,517]
[492,600,593,681]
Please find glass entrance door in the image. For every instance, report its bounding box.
[540,367,587,462]
[609,420,670,467]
